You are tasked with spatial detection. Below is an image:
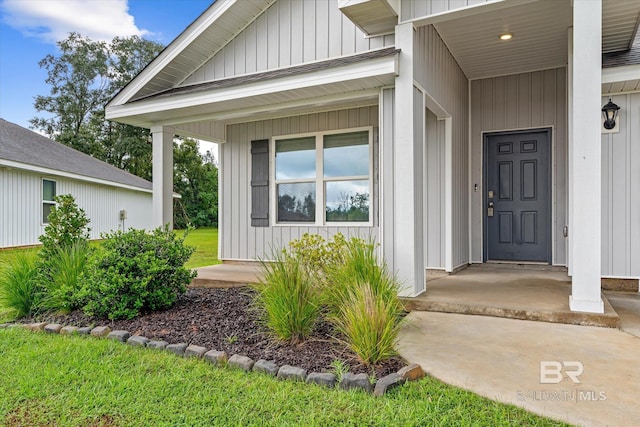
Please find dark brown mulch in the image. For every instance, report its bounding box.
[29,287,405,378]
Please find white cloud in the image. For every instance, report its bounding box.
[1,0,150,43]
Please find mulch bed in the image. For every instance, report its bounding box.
[28,287,405,378]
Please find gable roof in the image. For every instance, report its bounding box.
[0,118,152,192]
[109,0,274,107]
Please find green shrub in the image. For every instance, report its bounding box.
[80,226,195,320]
[39,240,90,313]
[330,282,403,366]
[287,233,348,280]
[38,194,90,259]
[0,253,41,320]
[252,250,321,344]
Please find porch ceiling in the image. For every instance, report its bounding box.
[432,0,640,81]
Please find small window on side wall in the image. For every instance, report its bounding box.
[42,179,56,224]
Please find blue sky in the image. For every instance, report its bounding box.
[0,0,216,153]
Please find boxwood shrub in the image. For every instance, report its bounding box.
[80,226,195,320]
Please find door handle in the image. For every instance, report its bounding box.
[487,201,494,217]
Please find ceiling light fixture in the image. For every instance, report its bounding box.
[499,33,513,41]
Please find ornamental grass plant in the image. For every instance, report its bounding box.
[0,252,41,321]
[252,249,322,344]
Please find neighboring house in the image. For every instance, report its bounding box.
[0,118,155,247]
[105,0,640,314]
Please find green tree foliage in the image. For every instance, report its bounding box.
[29,33,164,180]
[173,138,219,228]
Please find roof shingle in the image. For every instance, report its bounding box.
[0,119,151,191]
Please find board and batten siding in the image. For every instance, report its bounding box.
[414,25,470,269]
[470,67,568,265]
[401,0,492,22]
[601,93,640,278]
[220,106,379,261]
[182,0,394,86]
[0,168,153,248]
[425,109,446,268]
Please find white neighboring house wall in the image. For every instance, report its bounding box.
[0,166,153,248]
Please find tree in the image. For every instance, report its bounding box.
[173,138,219,229]
[30,33,110,155]
[30,33,164,180]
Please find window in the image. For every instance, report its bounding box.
[274,129,371,225]
[42,179,56,223]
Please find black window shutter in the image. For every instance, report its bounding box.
[251,139,269,227]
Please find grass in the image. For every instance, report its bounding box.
[0,252,40,321]
[0,227,220,271]
[253,252,321,343]
[0,328,568,427]
[178,227,220,269]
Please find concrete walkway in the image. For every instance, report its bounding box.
[398,311,640,427]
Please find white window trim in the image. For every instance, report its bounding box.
[42,178,57,225]
[270,126,374,227]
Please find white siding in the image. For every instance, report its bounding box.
[414,25,469,269]
[425,109,446,268]
[182,0,394,85]
[220,106,379,260]
[470,68,568,265]
[0,168,153,248]
[601,93,640,278]
[381,87,396,274]
[401,0,491,22]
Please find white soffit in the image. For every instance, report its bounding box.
[338,0,398,36]
[603,0,640,54]
[433,0,572,80]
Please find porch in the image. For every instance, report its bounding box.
[402,265,621,328]
[191,262,640,330]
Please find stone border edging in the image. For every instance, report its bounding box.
[3,322,426,396]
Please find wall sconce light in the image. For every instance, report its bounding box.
[602,98,620,130]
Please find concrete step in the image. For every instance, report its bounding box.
[190,263,263,288]
[402,293,620,328]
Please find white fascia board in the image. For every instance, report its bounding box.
[167,88,381,126]
[109,0,240,107]
[0,159,152,195]
[106,55,397,121]
[602,64,640,84]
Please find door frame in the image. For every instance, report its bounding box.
[482,127,553,263]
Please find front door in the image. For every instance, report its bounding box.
[484,130,551,263]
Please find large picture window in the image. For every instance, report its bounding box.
[274,129,371,225]
[42,179,56,224]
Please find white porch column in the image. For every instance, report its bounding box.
[151,125,174,229]
[569,0,603,313]
[393,22,425,296]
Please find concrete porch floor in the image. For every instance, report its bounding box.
[402,265,621,328]
[191,263,640,331]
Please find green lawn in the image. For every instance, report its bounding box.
[0,228,220,270]
[0,328,567,427]
[180,227,220,269]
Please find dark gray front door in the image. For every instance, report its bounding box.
[484,130,551,263]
